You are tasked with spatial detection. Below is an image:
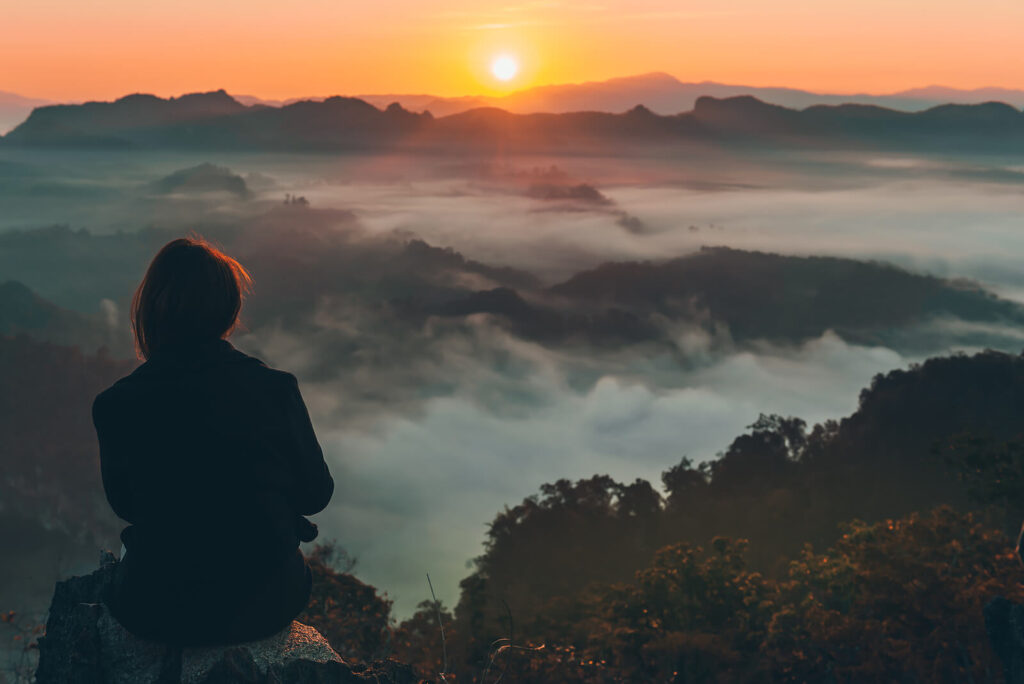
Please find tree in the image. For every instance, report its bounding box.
[945,434,1024,534]
[393,600,454,679]
[765,507,1024,682]
[485,508,1024,683]
[299,542,393,663]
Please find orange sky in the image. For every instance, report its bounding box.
[4,0,1024,101]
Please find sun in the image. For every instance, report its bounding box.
[491,55,519,82]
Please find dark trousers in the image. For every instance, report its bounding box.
[103,549,312,647]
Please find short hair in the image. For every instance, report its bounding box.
[131,236,252,359]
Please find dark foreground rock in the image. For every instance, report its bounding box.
[35,552,419,684]
[986,596,1024,684]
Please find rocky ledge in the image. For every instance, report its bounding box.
[35,552,419,684]
[987,596,1024,684]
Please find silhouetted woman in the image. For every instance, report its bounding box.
[92,237,334,646]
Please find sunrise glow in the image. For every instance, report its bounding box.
[6,0,1024,101]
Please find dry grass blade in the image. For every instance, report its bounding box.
[426,573,449,682]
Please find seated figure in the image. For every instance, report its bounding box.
[91,236,335,647]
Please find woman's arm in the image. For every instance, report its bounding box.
[280,374,335,515]
[92,390,135,522]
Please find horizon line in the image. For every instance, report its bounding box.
[10,72,1024,108]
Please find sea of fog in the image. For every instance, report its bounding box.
[3,146,1024,615]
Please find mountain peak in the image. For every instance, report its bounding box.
[626,103,655,116]
[693,94,781,116]
[174,89,238,104]
[615,72,682,86]
[112,93,163,105]
[109,90,243,114]
[0,279,36,300]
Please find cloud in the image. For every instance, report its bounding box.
[100,298,119,330]
[293,162,1024,295]
[307,329,915,616]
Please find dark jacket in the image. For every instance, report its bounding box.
[91,338,334,646]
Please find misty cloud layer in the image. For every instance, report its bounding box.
[303,329,917,613]
[3,144,1024,616]
[308,171,1024,299]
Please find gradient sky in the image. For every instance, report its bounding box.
[5,0,1024,101]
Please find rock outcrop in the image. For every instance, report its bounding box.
[987,596,1024,684]
[35,551,419,684]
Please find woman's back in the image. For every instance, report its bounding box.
[92,238,333,647]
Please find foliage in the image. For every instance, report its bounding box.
[447,350,1024,664]
[393,600,455,679]
[946,435,1024,527]
[299,542,393,664]
[7,334,1024,681]
[766,507,1024,682]
[574,538,774,683]
[0,335,133,542]
[0,610,43,684]
[406,508,1023,682]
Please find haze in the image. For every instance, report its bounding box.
[5,140,1024,616]
[6,0,1024,100]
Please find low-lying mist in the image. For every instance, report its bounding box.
[2,144,1024,615]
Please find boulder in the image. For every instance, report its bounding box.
[985,596,1024,684]
[35,551,419,684]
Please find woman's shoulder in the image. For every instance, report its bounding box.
[91,341,301,412]
[216,345,307,406]
[92,379,129,425]
[224,344,298,388]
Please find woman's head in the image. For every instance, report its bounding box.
[131,237,252,359]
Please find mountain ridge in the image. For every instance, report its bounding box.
[240,73,1024,116]
[0,90,51,134]
[9,72,1024,134]
[6,88,1024,152]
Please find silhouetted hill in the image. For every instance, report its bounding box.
[0,90,50,134]
[4,90,245,147]
[3,221,1020,357]
[10,76,1024,141]
[697,349,1024,551]
[800,351,1024,528]
[3,91,431,150]
[151,163,250,198]
[895,84,1024,107]
[0,280,117,351]
[0,334,132,539]
[6,90,1024,152]
[450,348,1024,670]
[0,280,75,331]
[437,286,657,345]
[357,73,1024,116]
[521,247,1023,346]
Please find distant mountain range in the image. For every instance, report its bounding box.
[6,87,1024,153]
[243,73,1024,116]
[4,227,1021,354]
[0,280,117,352]
[0,90,50,134]
[8,73,1024,136]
